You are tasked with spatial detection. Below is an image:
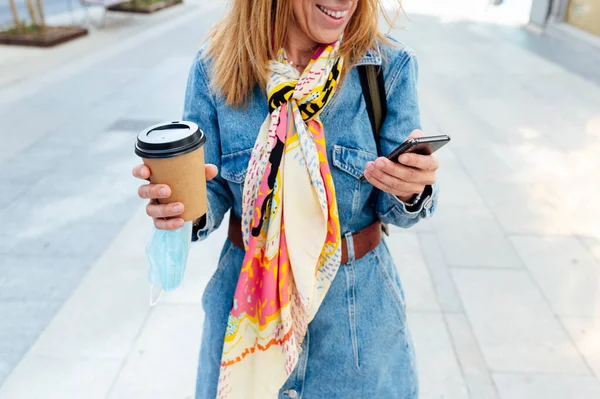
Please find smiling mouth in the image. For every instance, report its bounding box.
[317,4,349,20]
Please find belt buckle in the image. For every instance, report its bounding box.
[381,223,390,236]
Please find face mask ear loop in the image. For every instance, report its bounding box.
[149,284,164,307]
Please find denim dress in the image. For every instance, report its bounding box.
[183,39,438,399]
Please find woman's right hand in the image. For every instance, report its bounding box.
[132,163,219,230]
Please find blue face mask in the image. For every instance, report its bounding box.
[146,221,193,304]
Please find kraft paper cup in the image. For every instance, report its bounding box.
[135,121,207,222]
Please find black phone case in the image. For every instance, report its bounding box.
[387,135,451,162]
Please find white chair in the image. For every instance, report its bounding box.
[78,0,130,27]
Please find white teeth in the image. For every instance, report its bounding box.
[318,5,348,19]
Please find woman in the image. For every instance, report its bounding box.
[133,0,439,398]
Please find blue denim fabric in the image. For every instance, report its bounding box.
[183,39,437,399]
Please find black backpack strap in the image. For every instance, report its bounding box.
[358,63,390,235]
[357,64,387,150]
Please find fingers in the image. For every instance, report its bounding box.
[135,163,219,181]
[206,164,218,181]
[146,201,184,219]
[132,164,151,180]
[146,200,184,230]
[364,169,424,197]
[135,162,214,231]
[153,217,185,230]
[138,183,171,200]
[398,153,439,172]
[136,163,217,230]
[367,158,436,186]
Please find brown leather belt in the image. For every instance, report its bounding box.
[227,216,382,264]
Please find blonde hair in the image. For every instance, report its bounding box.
[206,0,404,106]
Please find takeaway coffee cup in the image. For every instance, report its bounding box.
[135,121,207,222]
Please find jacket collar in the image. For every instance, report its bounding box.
[354,44,383,66]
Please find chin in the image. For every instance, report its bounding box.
[311,29,346,44]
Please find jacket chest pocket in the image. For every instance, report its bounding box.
[331,145,377,221]
[220,148,253,197]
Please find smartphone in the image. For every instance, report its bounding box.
[358,134,451,182]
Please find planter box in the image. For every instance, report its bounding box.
[107,0,183,14]
[0,26,88,48]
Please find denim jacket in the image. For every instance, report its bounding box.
[183,39,438,241]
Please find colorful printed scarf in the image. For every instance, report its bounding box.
[216,40,344,398]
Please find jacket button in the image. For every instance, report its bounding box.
[287,389,298,398]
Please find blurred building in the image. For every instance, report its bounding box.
[529,0,599,43]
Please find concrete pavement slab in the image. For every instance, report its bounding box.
[492,373,600,399]
[409,311,470,399]
[560,317,600,380]
[0,255,86,302]
[0,204,148,391]
[0,301,63,378]
[0,356,122,399]
[510,236,600,317]
[446,313,500,399]
[474,180,573,236]
[418,233,464,313]
[0,362,9,392]
[433,149,487,207]
[580,236,600,265]
[26,253,149,359]
[106,305,203,399]
[432,203,524,268]
[453,269,590,374]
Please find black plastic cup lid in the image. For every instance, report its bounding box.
[135,121,206,159]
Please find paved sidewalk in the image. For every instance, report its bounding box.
[1,1,599,398]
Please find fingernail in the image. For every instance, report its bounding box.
[376,160,385,168]
[160,188,168,197]
[176,219,184,227]
[400,155,409,164]
[173,204,182,213]
[367,163,375,171]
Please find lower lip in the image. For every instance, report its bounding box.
[316,5,347,25]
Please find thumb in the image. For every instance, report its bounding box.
[407,129,424,139]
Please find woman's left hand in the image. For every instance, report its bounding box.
[363,129,439,203]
